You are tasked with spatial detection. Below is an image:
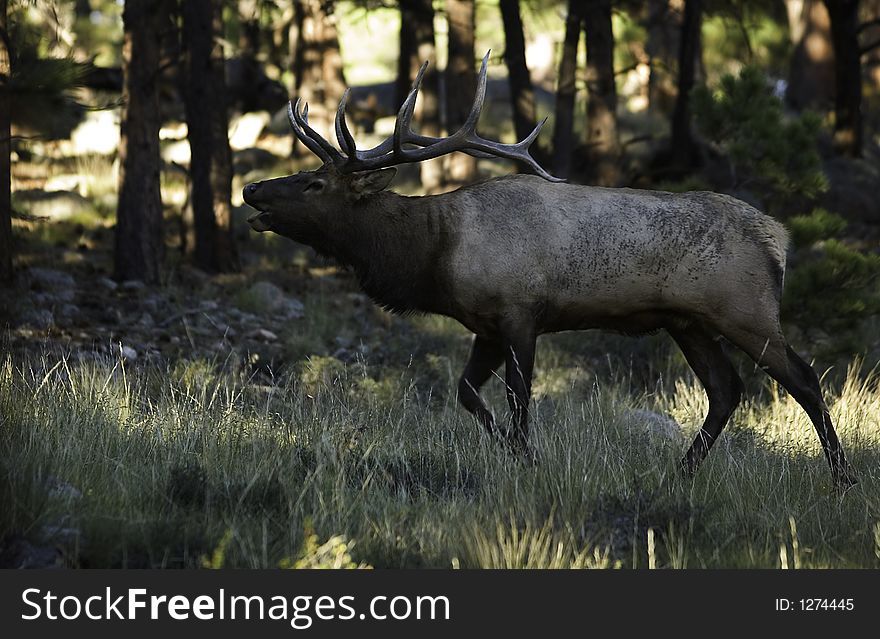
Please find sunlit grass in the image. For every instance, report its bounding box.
[2,341,879,569]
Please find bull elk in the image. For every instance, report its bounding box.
[243,53,856,488]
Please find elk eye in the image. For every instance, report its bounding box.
[304,181,324,193]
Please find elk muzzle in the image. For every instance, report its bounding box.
[243,183,273,232]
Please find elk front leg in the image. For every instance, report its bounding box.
[501,322,537,457]
[458,335,504,435]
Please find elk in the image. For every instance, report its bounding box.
[243,53,856,488]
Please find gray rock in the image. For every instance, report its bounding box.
[58,304,81,322]
[97,277,119,291]
[0,537,62,569]
[277,297,305,320]
[121,279,146,291]
[248,328,278,342]
[119,345,138,361]
[46,476,83,501]
[40,526,81,545]
[246,281,283,307]
[136,312,155,328]
[26,267,75,291]
[620,409,683,442]
[245,281,304,319]
[141,294,164,314]
[20,309,54,329]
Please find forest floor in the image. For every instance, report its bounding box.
[2,152,880,569]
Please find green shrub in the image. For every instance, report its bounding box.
[787,209,848,249]
[783,239,880,331]
[692,66,828,210]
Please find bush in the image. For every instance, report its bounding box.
[692,66,828,210]
[787,209,848,249]
[783,238,880,331]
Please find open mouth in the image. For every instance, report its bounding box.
[247,210,272,232]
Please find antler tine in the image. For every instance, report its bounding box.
[393,83,421,155]
[458,50,490,137]
[291,98,345,164]
[335,50,562,181]
[334,89,357,158]
[288,101,333,164]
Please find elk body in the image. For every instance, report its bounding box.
[243,54,856,488]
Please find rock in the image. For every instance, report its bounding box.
[40,525,81,545]
[46,476,83,501]
[58,304,81,322]
[246,281,283,307]
[0,536,62,569]
[141,294,165,314]
[25,267,75,291]
[248,328,278,342]
[13,189,92,220]
[20,309,54,329]
[136,312,155,328]
[822,156,880,224]
[180,265,210,286]
[244,281,305,319]
[332,347,357,363]
[97,277,118,291]
[119,345,138,361]
[277,297,305,320]
[620,409,683,442]
[121,279,146,291]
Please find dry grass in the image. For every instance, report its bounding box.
[2,339,879,569]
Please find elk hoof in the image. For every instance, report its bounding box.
[832,467,858,493]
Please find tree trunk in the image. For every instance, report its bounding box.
[864,0,880,89]
[670,0,703,169]
[115,0,164,284]
[397,0,442,191]
[824,0,863,156]
[0,0,10,285]
[583,0,620,186]
[75,0,92,19]
[209,3,236,269]
[446,0,477,185]
[552,0,584,179]
[238,0,261,61]
[292,0,346,160]
[181,0,237,272]
[645,0,680,113]
[499,0,537,144]
[786,0,835,110]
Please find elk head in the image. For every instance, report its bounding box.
[242,52,562,241]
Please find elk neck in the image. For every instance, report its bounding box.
[320,191,456,316]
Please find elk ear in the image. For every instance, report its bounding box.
[351,168,397,195]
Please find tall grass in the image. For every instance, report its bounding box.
[1,349,879,568]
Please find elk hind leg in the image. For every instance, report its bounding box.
[501,322,537,459]
[720,321,857,488]
[669,325,745,476]
[458,335,503,436]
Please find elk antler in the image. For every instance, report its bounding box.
[288,51,563,182]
